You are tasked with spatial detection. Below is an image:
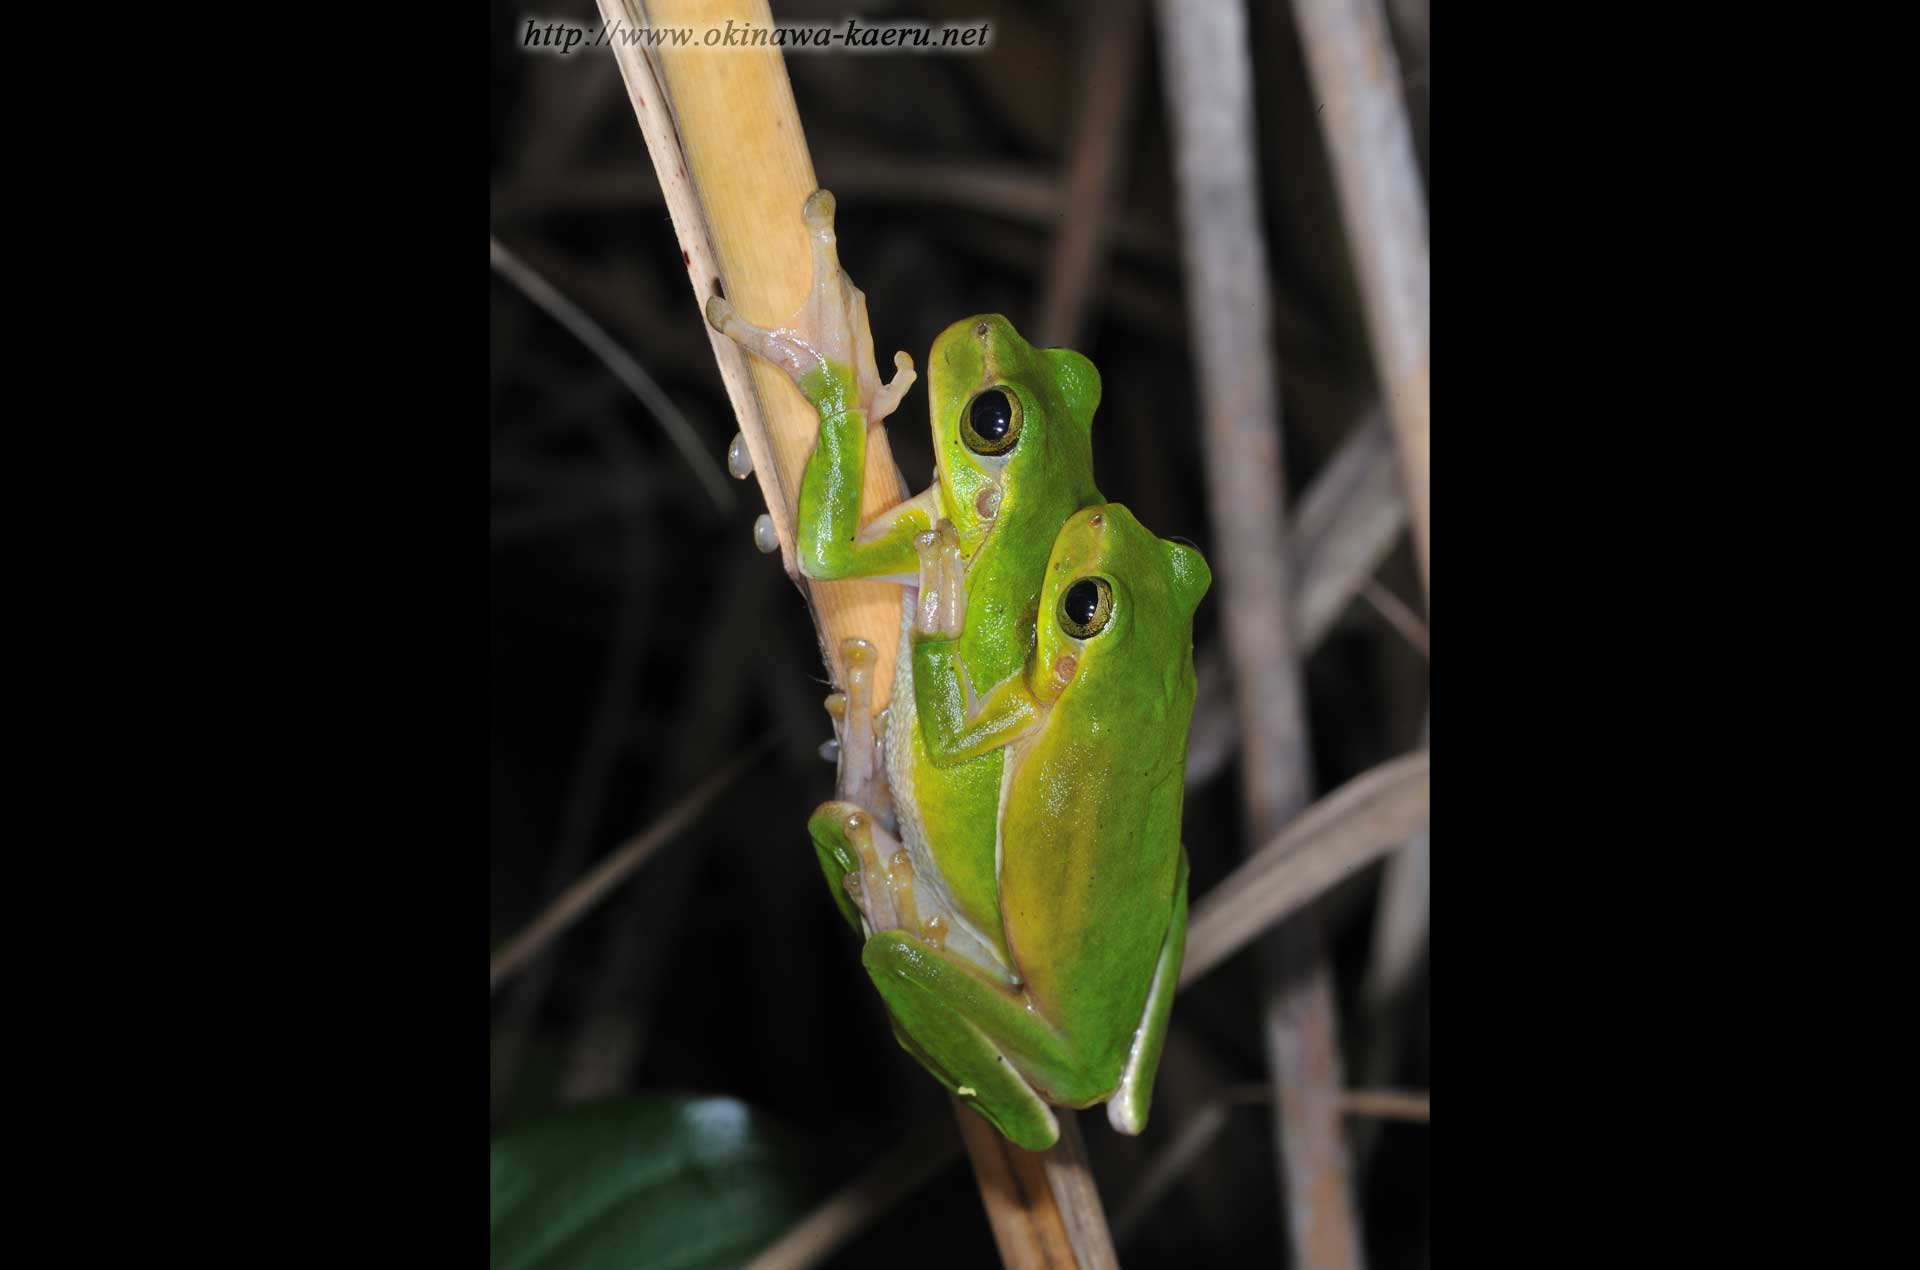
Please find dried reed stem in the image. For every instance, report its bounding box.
[1291,0,1431,603]
[601,0,906,703]
[599,2,1117,1262]
[955,1103,1119,1270]
[1153,0,1365,1263]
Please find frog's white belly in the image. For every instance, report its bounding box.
[882,589,1015,982]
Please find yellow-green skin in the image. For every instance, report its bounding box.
[797,316,1103,970]
[870,504,1210,1148]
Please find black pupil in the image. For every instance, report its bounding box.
[1064,581,1100,628]
[970,390,1012,443]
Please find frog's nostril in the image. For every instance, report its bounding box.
[974,321,990,338]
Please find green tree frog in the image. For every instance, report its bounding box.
[832,505,1209,1149]
[706,192,1207,1148]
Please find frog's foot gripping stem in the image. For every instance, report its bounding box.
[703,190,916,428]
[824,638,894,829]
[807,800,955,957]
[911,519,967,640]
[807,801,886,938]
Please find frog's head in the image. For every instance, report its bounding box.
[927,315,1103,546]
[1031,503,1211,706]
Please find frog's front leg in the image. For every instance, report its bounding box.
[911,520,1041,767]
[705,190,931,581]
[911,517,968,643]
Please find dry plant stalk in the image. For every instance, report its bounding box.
[597,0,1116,1262]
[1292,0,1431,604]
[1153,0,1365,1264]
[955,1106,1118,1270]
[601,0,905,702]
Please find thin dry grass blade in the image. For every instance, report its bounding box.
[1361,578,1430,658]
[489,236,733,514]
[489,745,767,992]
[1356,717,1431,1167]
[1035,0,1145,349]
[1187,413,1411,789]
[1116,1084,1427,1239]
[746,1124,961,1270]
[1183,750,1430,990]
[1341,1089,1430,1122]
[1293,410,1408,652]
[1111,1099,1233,1245]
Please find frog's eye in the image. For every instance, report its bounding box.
[1058,577,1113,639]
[962,387,1021,456]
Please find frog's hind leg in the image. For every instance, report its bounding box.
[862,931,1065,1152]
[825,637,893,829]
[812,636,904,937]
[1107,847,1190,1136]
[809,801,896,938]
[808,802,869,938]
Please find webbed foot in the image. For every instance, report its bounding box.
[823,637,893,828]
[809,801,953,953]
[704,190,916,427]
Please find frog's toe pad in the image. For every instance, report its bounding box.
[910,521,965,638]
[802,188,836,232]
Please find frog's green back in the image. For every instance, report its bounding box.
[898,317,1106,967]
[998,505,1210,1078]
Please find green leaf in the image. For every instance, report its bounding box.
[490,1094,825,1270]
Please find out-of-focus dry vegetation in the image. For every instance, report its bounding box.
[490,1,1428,1265]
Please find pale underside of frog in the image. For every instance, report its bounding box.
[708,191,1209,1151]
